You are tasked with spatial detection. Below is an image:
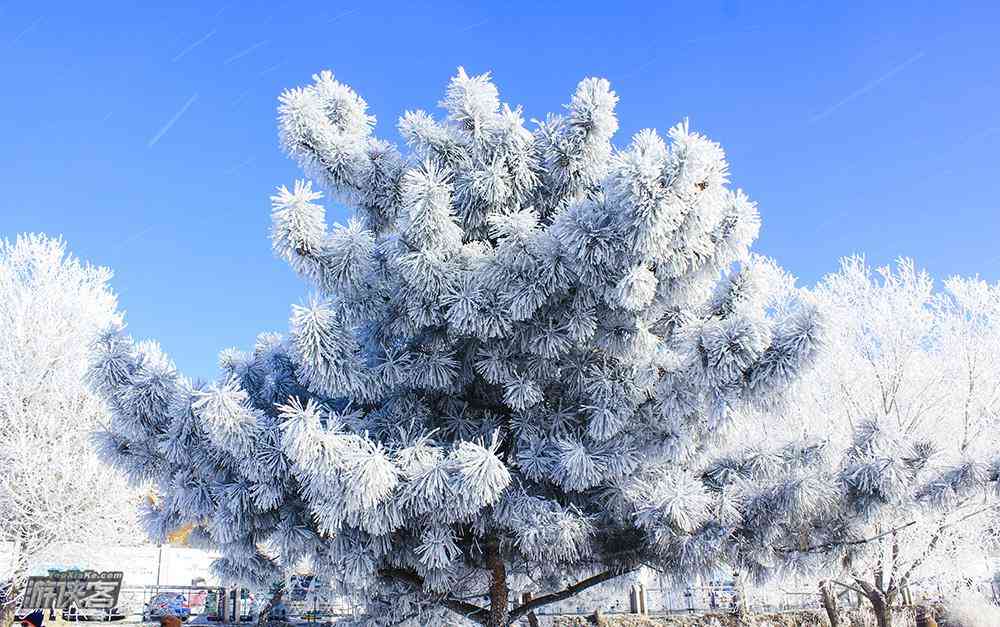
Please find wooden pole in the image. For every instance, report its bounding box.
[219,588,228,624]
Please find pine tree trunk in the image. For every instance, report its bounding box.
[485,538,509,627]
[818,580,839,627]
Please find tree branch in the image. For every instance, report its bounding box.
[852,576,878,599]
[380,568,490,624]
[887,530,900,592]
[895,520,951,593]
[831,579,865,596]
[509,566,637,622]
[776,519,918,554]
[777,502,999,555]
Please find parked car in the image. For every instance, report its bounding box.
[62,603,127,622]
[142,593,191,622]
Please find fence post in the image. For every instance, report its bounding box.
[219,587,228,624]
[732,571,749,619]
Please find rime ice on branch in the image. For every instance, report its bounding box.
[89,68,823,626]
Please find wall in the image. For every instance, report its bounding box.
[1,543,219,588]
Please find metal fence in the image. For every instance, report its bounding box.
[536,576,1000,618]
[111,584,357,624]
[534,584,818,617]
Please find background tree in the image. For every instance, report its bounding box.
[88,68,823,626]
[0,235,142,622]
[715,258,1000,627]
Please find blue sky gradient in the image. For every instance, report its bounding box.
[3,1,998,377]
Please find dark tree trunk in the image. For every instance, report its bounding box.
[854,574,896,627]
[485,538,509,627]
[818,580,839,627]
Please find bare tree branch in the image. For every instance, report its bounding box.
[777,502,999,555]
[380,569,489,624]
[831,579,865,596]
[509,566,637,622]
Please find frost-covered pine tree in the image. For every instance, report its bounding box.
[0,235,142,621]
[88,68,823,626]
[716,258,1000,627]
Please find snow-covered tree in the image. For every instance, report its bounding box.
[0,235,143,619]
[88,68,823,626]
[718,258,1000,627]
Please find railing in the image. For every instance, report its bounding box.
[536,578,1000,618]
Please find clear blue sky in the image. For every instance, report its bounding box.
[3,1,998,378]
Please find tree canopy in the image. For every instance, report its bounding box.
[88,68,823,626]
[0,235,141,615]
[719,258,1000,627]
